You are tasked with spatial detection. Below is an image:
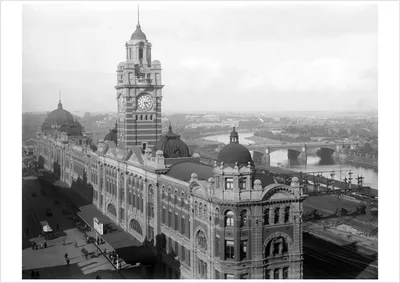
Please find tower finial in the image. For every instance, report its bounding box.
[57,90,63,109]
[168,122,172,132]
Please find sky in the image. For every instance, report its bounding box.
[22,2,378,113]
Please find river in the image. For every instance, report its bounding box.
[203,132,378,190]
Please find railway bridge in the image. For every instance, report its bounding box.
[247,142,357,166]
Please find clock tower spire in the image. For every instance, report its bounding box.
[115,8,164,150]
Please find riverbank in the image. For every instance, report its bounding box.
[244,135,281,144]
[338,153,378,169]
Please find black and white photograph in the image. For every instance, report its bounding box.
[0,1,399,282]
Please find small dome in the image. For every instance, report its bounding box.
[104,122,118,145]
[217,128,252,167]
[153,124,190,158]
[131,24,147,40]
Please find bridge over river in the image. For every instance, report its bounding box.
[247,142,358,166]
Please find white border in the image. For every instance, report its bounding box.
[1,1,399,282]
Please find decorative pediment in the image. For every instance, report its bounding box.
[261,184,300,201]
[127,147,144,165]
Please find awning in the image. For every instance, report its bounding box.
[77,204,156,264]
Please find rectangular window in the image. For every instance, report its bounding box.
[168,210,172,227]
[284,207,290,223]
[161,208,165,223]
[175,242,179,257]
[225,240,235,260]
[181,217,185,235]
[274,269,280,279]
[181,246,185,262]
[175,213,179,231]
[215,235,220,257]
[225,178,234,190]
[274,207,280,224]
[239,178,246,190]
[241,240,248,260]
[169,238,174,254]
[273,243,280,256]
[188,220,191,239]
[283,267,289,279]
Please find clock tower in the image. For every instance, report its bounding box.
[115,13,163,150]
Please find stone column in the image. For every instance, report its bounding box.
[96,163,101,210]
[124,172,128,228]
[153,182,160,244]
[116,170,120,224]
[102,165,106,214]
[142,179,148,240]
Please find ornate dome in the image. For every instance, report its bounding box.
[131,24,147,40]
[153,124,190,158]
[43,100,75,127]
[104,122,118,145]
[217,128,252,167]
[41,100,83,136]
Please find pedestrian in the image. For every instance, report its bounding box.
[44,241,47,248]
[31,270,35,279]
[64,253,68,260]
[35,270,40,279]
[104,248,107,255]
[66,258,70,266]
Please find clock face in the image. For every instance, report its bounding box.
[137,94,153,111]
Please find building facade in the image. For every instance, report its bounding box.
[35,19,306,280]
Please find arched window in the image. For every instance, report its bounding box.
[225,210,235,227]
[239,178,247,190]
[265,236,288,257]
[140,115,143,120]
[129,219,143,235]
[274,207,280,224]
[284,206,290,223]
[204,205,207,219]
[181,193,185,207]
[107,204,116,216]
[196,230,207,251]
[215,208,220,225]
[139,48,143,60]
[240,210,248,228]
[199,203,203,217]
[264,208,270,225]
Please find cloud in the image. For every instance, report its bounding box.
[22,3,378,113]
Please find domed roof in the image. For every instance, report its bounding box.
[104,122,118,145]
[217,128,252,166]
[131,24,147,40]
[43,100,75,127]
[153,124,190,158]
[41,100,83,136]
